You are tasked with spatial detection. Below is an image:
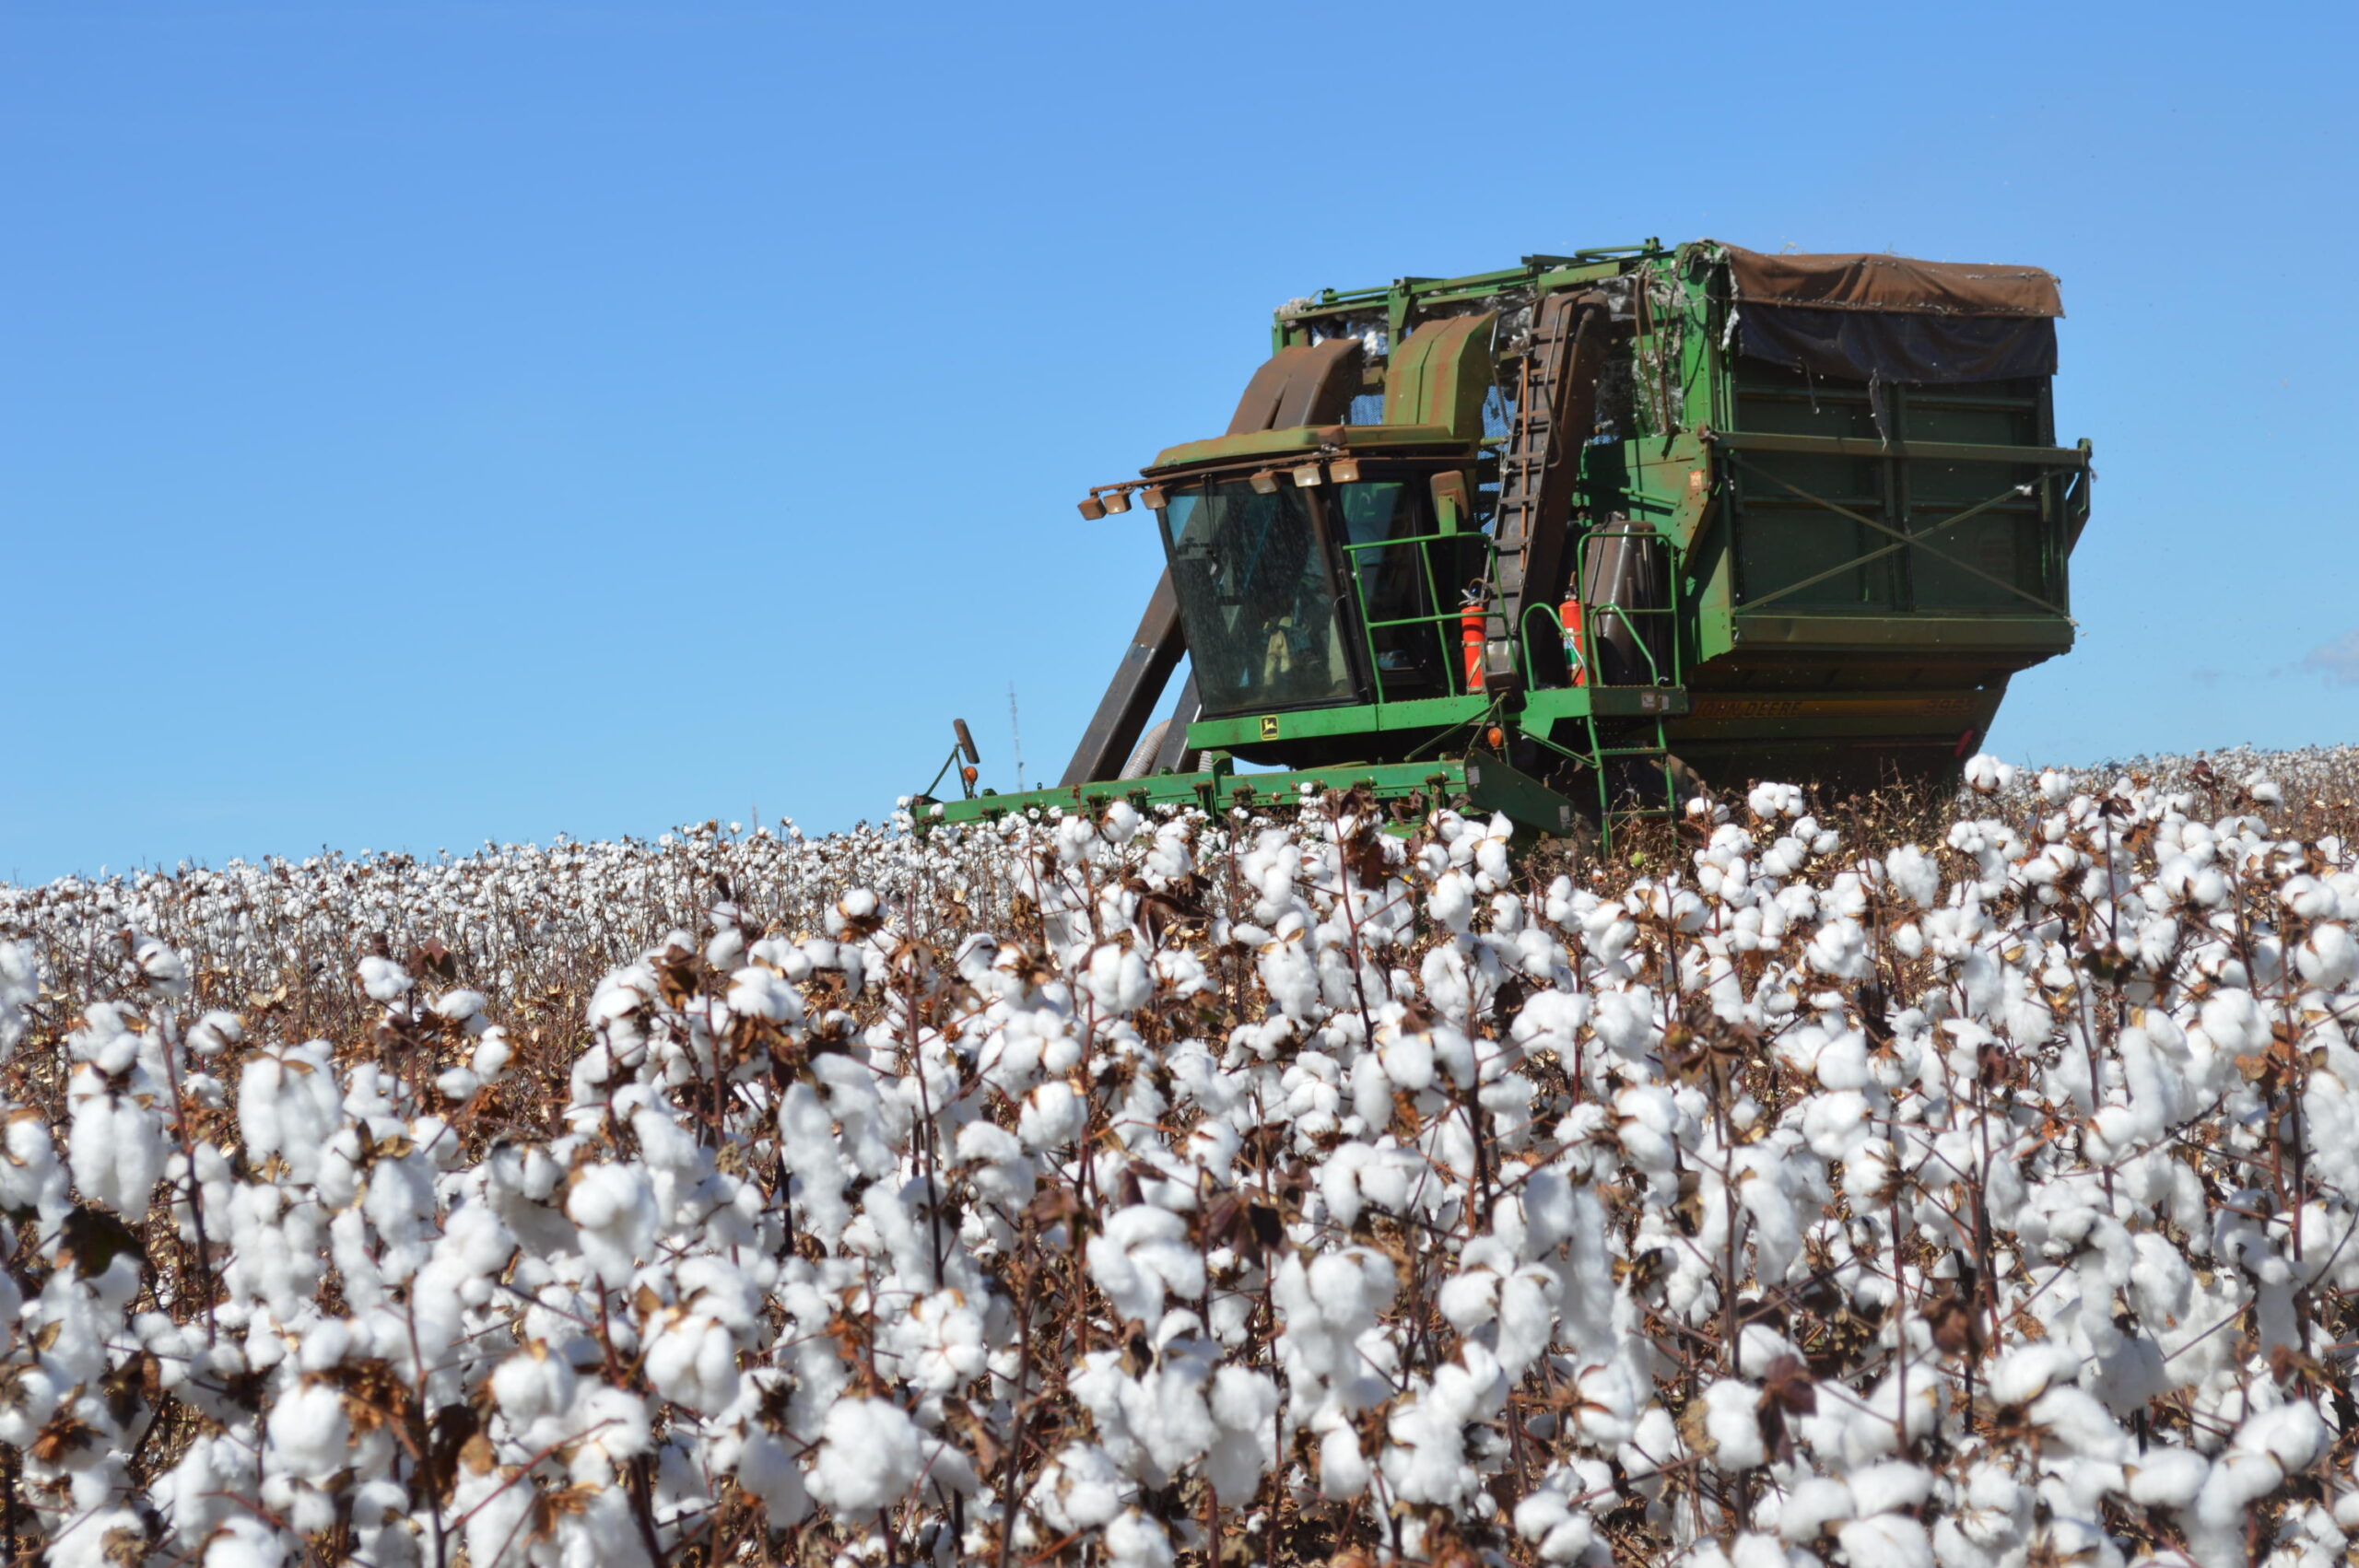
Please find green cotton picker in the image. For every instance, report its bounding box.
[914,240,2092,845]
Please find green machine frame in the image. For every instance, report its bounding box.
[918,240,2090,841]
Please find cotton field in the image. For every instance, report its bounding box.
[6,752,2359,1567]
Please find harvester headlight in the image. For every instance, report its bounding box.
[1140,486,1167,509]
[1328,457,1362,484]
[1077,496,1107,521]
[1291,462,1324,487]
[1102,488,1133,514]
[1248,470,1281,496]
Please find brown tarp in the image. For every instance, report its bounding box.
[1719,244,2062,319]
[1710,243,2064,385]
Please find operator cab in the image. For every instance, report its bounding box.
[1150,457,1473,718]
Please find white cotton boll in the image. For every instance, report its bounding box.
[357,955,412,1002]
[1885,844,1939,907]
[0,942,32,1061]
[1846,1460,1933,1516]
[644,1311,741,1415]
[267,1380,351,1483]
[1318,1422,1370,1499]
[240,1044,342,1185]
[1837,1515,1931,1568]
[1103,1508,1175,1568]
[1778,1475,1854,1539]
[826,887,881,938]
[1378,1022,1435,1092]
[2039,768,2072,803]
[1204,1366,1278,1496]
[2298,924,2359,990]
[566,1163,658,1284]
[2196,1448,2284,1530]
[430,989,486,1023]
[726,966,804,1026]
[135,937,190,995]
[2196,988,2270,1061]
[1801,1090,1872,1161]
[1963,754,2013,794]
[188,1010,244,1059]
[1988,1342,2080,1407]
[1087,1204,1203,1324]
[2127,1445,2211,1508]
[470,1030,513,1082]
[1018,1080,1086,1151]
[1728,1536,1795,1568]
[68,1091,164,1216]
[1085,943,1152,1017]
[1427,869,1476,934]
[806,1397,921,1515]
[1697,1379,1763,1469]
[956,1120,1036,1208]
[1030,1443,1129,1533]
[749,935,815,982]
[2234,1401,2327,1470]
[732,1427,811,1526]
[2028,1386,2129,1458]
[69,1002,143,1073]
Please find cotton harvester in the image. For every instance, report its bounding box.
[916,240,2090,843]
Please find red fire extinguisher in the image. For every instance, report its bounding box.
[1561,597,1585,686]
[1460,595,1485,692]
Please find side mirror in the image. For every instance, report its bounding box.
[1428,470,1472,533]
[953,720,980,766]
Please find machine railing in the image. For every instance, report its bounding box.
[1334,524,1496,706]
[1513,520,1684,692]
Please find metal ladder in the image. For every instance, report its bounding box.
[1581,712,1682,848]
[1571,520,1685,850]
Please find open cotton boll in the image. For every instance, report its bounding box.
[805,1397,921,1515]
[266,1380,351,1483]
[1845,1460,1933,1516]
[1086,1204,1203,1325]
[430,989,486,1023]
[1987,1341,2081,1407]
[0,942,33,1061]
[2233,1400,2327,1470]
[68,1089,164,1216]
[1836,1515,1932,1568]
[1018,1078,1086,1151]
[726,965,804,1027]
[1963,754,2014,794]
[1102,1508,1176,1568]
[187,1009,243,1059]
[356,954,412,1002]
[1777,1475,1854,1540]
[566,1162,658,1284]
[643,1310,742,1415]
[1694,1379,1764,1469]
[240,1044,342,1186]
[2127,1445,2211,1508]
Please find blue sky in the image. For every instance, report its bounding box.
[6,1,2355,883]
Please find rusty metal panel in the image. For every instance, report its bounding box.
[1226,339,1365,436]
[1380,311,1496,440]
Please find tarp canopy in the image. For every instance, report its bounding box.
[1712,242,2064,384]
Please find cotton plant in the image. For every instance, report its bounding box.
[9,752,2359,1563]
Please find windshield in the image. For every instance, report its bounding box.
[1157,481,1357,716]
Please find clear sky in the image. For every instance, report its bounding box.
[6,1,2355,883]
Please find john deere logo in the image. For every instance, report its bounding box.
[1258,715,1280,740]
